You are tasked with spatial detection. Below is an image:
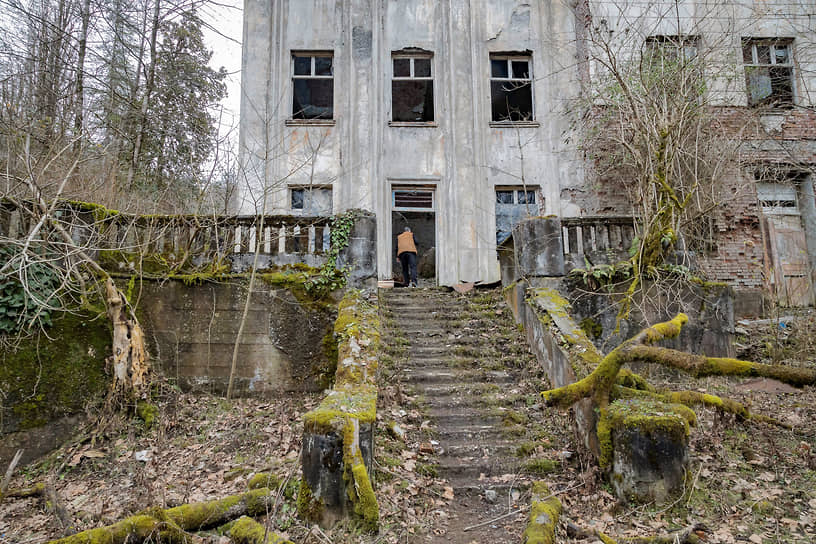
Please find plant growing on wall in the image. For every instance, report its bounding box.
[306,209,362,297]
[569,8,743,317]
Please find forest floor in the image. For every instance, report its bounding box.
[1,309,815,544]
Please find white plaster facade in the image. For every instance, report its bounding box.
[238,0,816,286]
[238,0,582,285]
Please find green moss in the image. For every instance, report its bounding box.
[229,516,294,544]
[522,481,562,544]
[349,462,379,532]
[247,472,282,491]
[579,317,603,339]
[135,401,158,429]
[516,441,537,457]
[522,458,560,475]
[297,480,324,522]
[1,310,110,431]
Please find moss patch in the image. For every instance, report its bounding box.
[1,310,110,431]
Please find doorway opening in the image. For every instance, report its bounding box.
[391,188,436,286]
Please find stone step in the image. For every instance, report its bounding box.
[437,457,519,481]
[438,439,517,459]
[407,382,506,397]
[401,369,515,384]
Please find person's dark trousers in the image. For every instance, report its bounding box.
[399,251,418,286]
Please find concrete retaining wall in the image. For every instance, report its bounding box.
[137,280,336,394]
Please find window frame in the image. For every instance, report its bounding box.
[489,54,536,125]
[289,185,334,216]
[389,52,436,126]
[290,51,335,123]
[742,38,795,108]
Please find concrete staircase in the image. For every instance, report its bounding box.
[380,287,549,542]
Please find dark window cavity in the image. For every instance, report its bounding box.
[290,187,333,215]
[743,39,794,107]
[292,53,334,119]
[490,55,533,122]
[392,54,434,123]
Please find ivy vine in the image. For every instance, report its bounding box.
[306,209,362,297]
[0,246,62,334]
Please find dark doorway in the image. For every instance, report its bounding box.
[392,210,436,286]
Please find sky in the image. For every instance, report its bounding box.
[200,0,244,140]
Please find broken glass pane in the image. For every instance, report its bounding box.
[774,45,789,64]
[491,59,508,78]
[392,80,434,122]
[414,58,431,77]
[293,79,334,119]
[496,191,514,204]
[517,190,536,204]
[315,56,333,76]
[294,55,311,76]
[511,60,530,79]
[291,189,305,209]
[393,58,411,77]
[756,45,770,64]
[769,66,793,103]
[746,66,771,105]
[490,81,533,121]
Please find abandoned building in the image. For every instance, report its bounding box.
[238,0,816,316]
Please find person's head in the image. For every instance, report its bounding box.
[403,226,411,232]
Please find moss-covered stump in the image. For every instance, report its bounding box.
[605,399,692,503]
[522,481,562,544]
[299,290,380,531]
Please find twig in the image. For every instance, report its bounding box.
[463,480,586,531]
[1,449,24,498]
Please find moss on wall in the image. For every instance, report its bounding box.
[0,310,110,432]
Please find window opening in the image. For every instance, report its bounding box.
[292,52,334,119]
[495,186,541,243]
[290,187,333,215]
[742,39,794,107]
[490,55,533,122]
[392,54,434,122]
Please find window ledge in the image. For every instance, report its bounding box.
[489,121,540,128]
[388,121,438,128]
[285,119,336,127]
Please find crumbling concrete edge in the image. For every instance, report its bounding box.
[503,279,602,460]
[299,290,380,531]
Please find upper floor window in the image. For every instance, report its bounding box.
[644,35,698,67]
[392,53,434,123]
[742,39,794,107]
[291,186,333,215]
[490,54,533,122]
[292,52,334,120]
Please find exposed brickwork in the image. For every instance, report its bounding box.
[576,105,816,309]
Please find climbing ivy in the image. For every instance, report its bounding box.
[0,246,62,334]
[306,210,361,297]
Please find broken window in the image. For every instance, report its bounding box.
[391,54,434,122]
[743,39,794,107]
[490,55,533,122]
[290,187,333,215]
[495,187,541,243]
[292,53,334,119]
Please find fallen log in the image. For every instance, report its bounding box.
[46,488,279,544]
[566,519,709,543]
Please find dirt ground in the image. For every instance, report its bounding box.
[1,314,815,544]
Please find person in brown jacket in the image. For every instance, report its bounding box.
[397,226,418,287]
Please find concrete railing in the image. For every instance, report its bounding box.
[561,216,636,267]
[0,200,332,267]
